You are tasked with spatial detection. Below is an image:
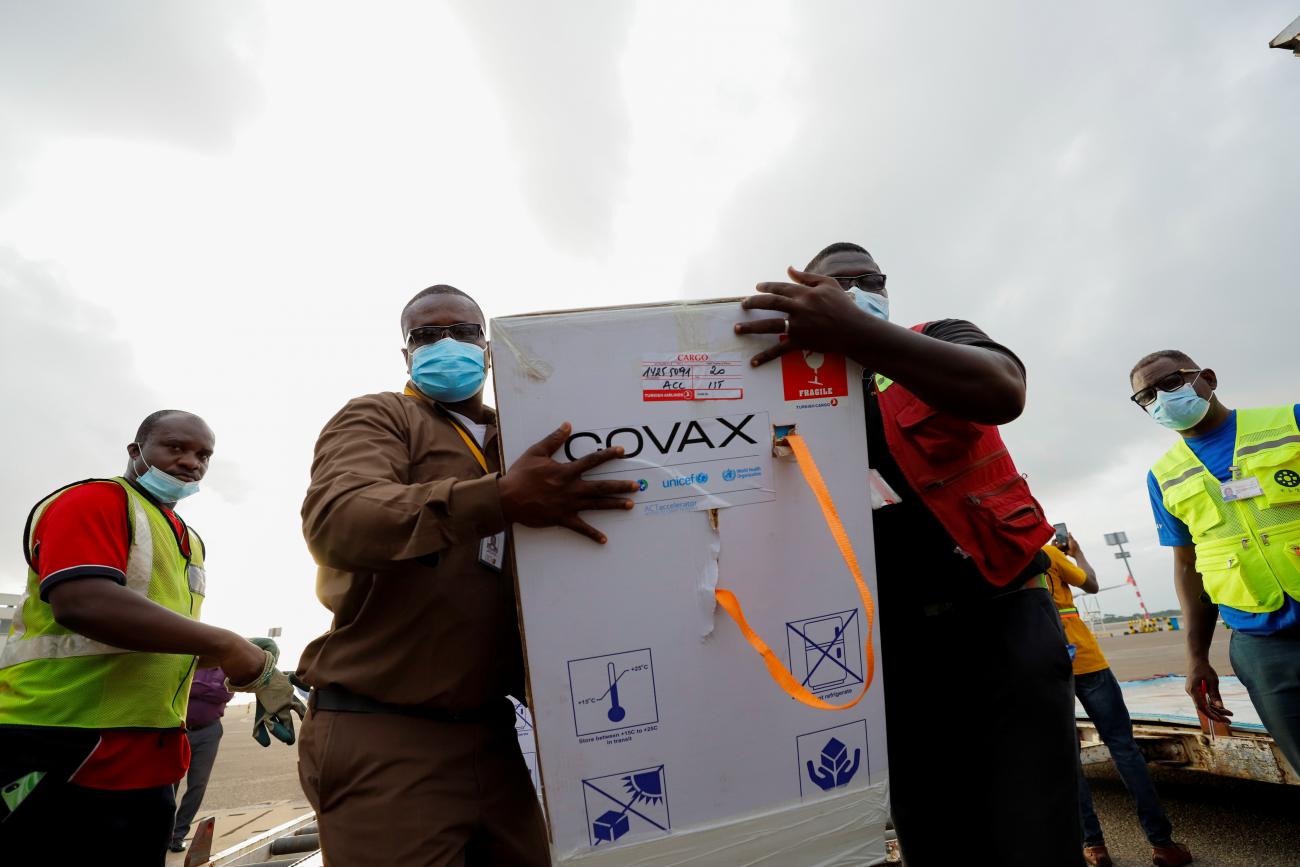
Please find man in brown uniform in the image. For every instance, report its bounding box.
[296,284,638,866]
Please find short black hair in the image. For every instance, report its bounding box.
[1129,349,1197,382]
[806,242,874,272]
[401,284,483,331]
[135,410,188,445]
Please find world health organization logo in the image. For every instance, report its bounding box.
[722,468,737,482]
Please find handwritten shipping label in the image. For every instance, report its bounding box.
[642,352,744,401]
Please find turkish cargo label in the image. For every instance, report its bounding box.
[563,411,775,512]
[641,351,744,401]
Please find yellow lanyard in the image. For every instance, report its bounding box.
[402,385,489,473]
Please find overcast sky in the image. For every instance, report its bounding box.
[2,2,1297,668]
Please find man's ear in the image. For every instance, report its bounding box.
[484,341,492,376]
[402,346,411,373]
[126,442,141,460]
[1201,368,1218,392]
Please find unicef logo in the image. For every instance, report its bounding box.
[722,468,737,482]
[1276,469,1300,488]
[662,471,709,489]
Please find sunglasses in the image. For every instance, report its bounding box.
[405,323,485,349]
[834,272,887,293]
[1130,369,1202,408]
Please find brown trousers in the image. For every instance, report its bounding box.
[298,707,549,866]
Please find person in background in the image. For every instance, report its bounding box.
[1044,533,1192,867]
[0,410,299,865]
[1132,350,1300,776]
[736,243,1079,866]
[296,285,640,866]
[168,667,236,853]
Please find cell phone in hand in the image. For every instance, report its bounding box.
[1052,522,1068,548]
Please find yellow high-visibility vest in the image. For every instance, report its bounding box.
[1151,406,1300,612]
[0,478,205,729]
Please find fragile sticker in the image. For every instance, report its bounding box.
[781,345,849,402]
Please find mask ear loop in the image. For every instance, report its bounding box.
[129,444,151,477]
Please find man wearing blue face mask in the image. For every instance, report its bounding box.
[0,410,297,865]
[296,284,639,866]
[1134,349,1300,778]
[736,243,1077,867]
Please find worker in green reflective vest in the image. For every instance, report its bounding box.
[0,410,301,865]
[1132,349,1300,777]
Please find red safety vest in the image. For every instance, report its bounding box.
[874,324,1053,586]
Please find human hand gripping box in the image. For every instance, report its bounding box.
[492,299,889,865]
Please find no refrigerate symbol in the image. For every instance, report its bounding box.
[786,610,864,695]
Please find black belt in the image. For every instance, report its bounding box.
[309,684,509,724]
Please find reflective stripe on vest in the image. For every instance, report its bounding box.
[1,485,154,668]
[0,479,204,729]
[1151,406,1300,613]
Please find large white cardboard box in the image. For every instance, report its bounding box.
[492,299,889,865]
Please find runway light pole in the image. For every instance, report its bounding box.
[1104,531,1151,620]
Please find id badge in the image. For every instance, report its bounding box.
[479,532,506,572]
[1221,477,1264,502]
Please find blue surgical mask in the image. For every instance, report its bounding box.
[849,287,890,322]
[411,337,486,403]
[1149,383,1211,431]
[132,452,200,502]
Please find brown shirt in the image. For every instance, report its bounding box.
[296,387,525,712]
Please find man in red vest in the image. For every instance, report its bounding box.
[737,243,1080,866]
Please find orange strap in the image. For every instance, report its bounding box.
[714,433,876,710]
[402,385,489,472]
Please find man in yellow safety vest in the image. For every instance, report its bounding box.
[1132,349,1300,776]
[0,410,301,865]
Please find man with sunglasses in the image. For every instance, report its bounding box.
[736,243,1078,866]
[1133,349,1300,778]
[295,284,639,866]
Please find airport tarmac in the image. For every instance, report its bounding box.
[1095,626,1231,682]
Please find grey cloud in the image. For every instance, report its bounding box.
[681,1,1300,503]
[0,0,264,202]
[0,248,248,590]
[450,1,634,255]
